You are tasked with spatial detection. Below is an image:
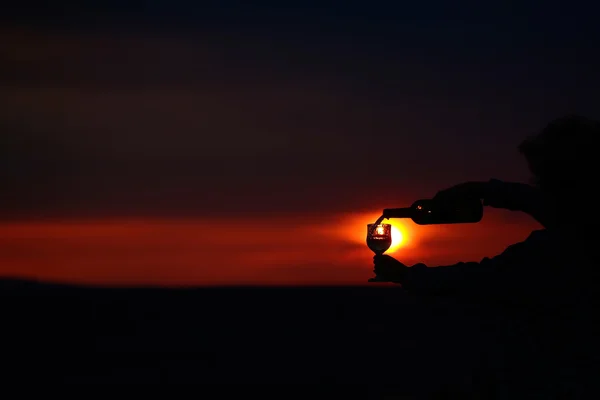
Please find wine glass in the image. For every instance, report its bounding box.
[366,223,392,254]
[366,223,392,282]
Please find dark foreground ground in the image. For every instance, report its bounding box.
[0,280,515,390]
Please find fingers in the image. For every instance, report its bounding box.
[434,186,460,200]
[374,254,401,267]
[435,182,482,201]
[368,276,389,283]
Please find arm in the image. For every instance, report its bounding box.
[400,230,548,297]
[435,180,551,228]
[483,179,551,228]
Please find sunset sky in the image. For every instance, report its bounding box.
[1,1,598,286]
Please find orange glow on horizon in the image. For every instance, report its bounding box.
[0,211,541,287]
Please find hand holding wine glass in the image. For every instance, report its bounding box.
[369,254,409,283]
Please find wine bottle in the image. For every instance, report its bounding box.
[382,198,483,225]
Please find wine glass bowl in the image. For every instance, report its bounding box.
[366,223,392,255]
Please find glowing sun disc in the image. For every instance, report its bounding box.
[389,225,404,253]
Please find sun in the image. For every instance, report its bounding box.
[388,225,404,253]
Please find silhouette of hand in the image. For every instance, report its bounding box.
[369,254,408,283]
[433,181,486,203]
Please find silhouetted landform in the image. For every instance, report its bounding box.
[1,278,512,392]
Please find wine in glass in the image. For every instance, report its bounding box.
[366,223,392,253]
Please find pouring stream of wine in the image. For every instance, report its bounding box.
[369,214,387,235]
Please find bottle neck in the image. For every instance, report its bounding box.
[382,207,413,219]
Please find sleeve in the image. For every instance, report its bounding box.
[483,179,551,228]
[400,230,547,297]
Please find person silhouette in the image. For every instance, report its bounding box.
[371,115,599,396]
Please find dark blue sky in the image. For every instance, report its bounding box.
[1,1,599,218]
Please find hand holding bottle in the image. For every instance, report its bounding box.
[382,196,484,225]
[433,181,488,203]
